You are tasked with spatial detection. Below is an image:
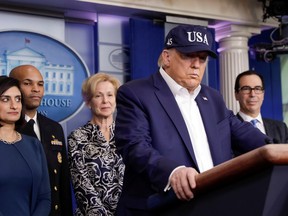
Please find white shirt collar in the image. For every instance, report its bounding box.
[25,113,38,123]
[159,67,201,99]
[238,111,263,124]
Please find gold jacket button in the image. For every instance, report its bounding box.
[54,186,58,191]
[54,169,57,174]
[55,205,58,210]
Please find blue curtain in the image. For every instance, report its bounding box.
[207,28,219,90]
[129,18,219,90]
[249,28,283,121]
[129,18,164,80]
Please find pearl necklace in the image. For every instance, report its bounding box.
[0,132,21,144]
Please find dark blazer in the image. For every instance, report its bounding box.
[237,114,288,143]
[20,113,73,216]
[115,72,271,215]
[15,135,51,216]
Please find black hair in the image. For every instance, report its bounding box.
[234,70,265,93]
[0,76,25,130]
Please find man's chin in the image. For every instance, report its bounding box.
[26,104,41,110]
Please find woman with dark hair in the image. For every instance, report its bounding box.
[0,76,51,216]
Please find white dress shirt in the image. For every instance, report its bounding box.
[160,68,214,172]
[238,111,266,134]
[25,114,41,141]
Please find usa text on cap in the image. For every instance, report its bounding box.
[164,24,217,58]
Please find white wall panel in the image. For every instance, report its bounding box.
[0,11,65,41]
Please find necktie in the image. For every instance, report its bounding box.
[22,119,37,138]
[250,119,258,128]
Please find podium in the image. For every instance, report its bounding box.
[149,144,288,216]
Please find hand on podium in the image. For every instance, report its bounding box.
[170,167,198,201]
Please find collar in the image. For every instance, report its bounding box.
[159,67,201,99]
[238,111,263,124]
[25,113,38,123]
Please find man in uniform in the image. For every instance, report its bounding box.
[10,65,73,216]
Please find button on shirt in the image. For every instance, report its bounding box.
[160,68,214,172]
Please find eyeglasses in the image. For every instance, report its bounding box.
[238,86,264,94]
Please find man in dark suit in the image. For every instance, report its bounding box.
[234,70,288,144]
[115,24,272,216]
[10,65,73,216]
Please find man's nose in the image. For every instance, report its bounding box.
[32,84,40,91]
[190,57,200,68]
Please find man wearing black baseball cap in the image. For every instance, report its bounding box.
[115,24,271,215]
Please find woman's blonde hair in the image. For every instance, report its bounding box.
[82,72,120,103]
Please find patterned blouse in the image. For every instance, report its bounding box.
[68,121,125,216]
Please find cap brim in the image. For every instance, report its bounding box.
[175,46,218,58]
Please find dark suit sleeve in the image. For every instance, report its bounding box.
[33,139,51,216]
[230,114,270,153]
[38,114,73,216]
[57,124,73,216]
[277,121,288,143]
[274,121,288,143]
[283,122,288,143]
[264,118,288,143]
[115,84,179,191]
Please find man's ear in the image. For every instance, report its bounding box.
[162,50,170,66]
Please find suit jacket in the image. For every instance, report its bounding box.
[237,114,288,143]
[20,113,73,216]
[115,72,271,215]
[14,135,51,216]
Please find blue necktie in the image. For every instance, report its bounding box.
[250,119,258,128]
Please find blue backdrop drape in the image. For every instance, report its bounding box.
[129,18,219,89]
[129,18,164,80]
[249,28,283,121]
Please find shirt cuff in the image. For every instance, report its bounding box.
[164,165,185,192]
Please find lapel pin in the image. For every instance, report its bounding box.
[202,97,208,101]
